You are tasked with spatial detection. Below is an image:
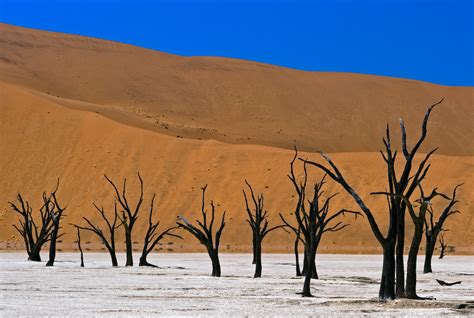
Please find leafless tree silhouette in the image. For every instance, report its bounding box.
[243,180,285,277]
[423,183,462,273]
[281,148,361,297]
[139,194,181,267]
[177,185,226,277]
[73,201,120,266]
[301,99,443,300]
[105,173,144,266]
[46,182,66,267]
[9,186,58,262]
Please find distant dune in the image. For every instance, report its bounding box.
[0,23,472,254]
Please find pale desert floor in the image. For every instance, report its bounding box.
[0,253,473,316]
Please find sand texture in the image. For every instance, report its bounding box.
[0,23,473,253]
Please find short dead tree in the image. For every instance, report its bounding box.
[438,233,448,259]
[243,180,285,278]
[177,185,226,277]
[281,149,360,297]
[75,227,84,267]
[139,194,181,267]
[73,201,120,266]
[46,182,66,267]
[423,183,462,273]
[10,190,55,261]
[105,173,144,266]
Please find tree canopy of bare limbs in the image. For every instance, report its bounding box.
[243,180,285,278]
[424,183,462,273]
[280,148,361,297]
[9,182,64,262]
[105,173,144,266]
[139,193,182,267]
[73,201,120,266]
[301,99,444,300]
[177,185,226,277]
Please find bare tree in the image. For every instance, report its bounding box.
[139,194,181,267]
[177,185,226,277]
[243,180,285,278]
[75,227,84,267]
[438,233,447,259]
[281,148,360,297]
[105,173,144,266]
[73,202,120,266]
[46,182,66,267]
[423,183,462,273]
[374,187,445,299]
[9,191,55,261]
[302,100,443,300]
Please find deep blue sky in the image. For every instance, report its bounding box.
[0,0,472,86]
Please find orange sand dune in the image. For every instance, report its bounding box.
[0,23,472,254]
[1,23,473,156]
[1,81,472,254]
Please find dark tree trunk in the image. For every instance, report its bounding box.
[125,228,133,266]
[423,236,436,273]
[294,235,301,276]
[28,248,42,262]
[139,255,158,267]
[301,238,317,297]
[379,241,396,301]
[46,226,59,266]
[252,232,257,265]
[405,219,423,299]
[107,247,118,267]
[254,239,262,278]
[302,248,317,279]
[209,248,221,277]
[396,209,405,298]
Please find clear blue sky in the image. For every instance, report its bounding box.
[1,0,472,86]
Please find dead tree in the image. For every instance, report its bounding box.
[139,194,181,267]
[438,233,447,259]
[105,173,144,266]
[46,182,66,267]
[177,185,226,277]
[76,227,84,267]
[243,180,285,278]
[423,183,462,273]
[281,149,360,297]
[374,187,444,299]
[302,100,443,300]
[73,201,120,266]
[9,191,55,261]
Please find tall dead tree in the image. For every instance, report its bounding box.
[139,194,181,267]
[177,185,226,277]
[281,149,360,297]
[302,100,443,300]
[243,180,285,278]
[10,191,55,261]
[73,201,120,266]
[294,226,302,276]
[105,173,144,266]
[423,183,462,273]
[46,182,66,267]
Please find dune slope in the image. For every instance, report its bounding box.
[1,81,472,253]
[0,23,473,155]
